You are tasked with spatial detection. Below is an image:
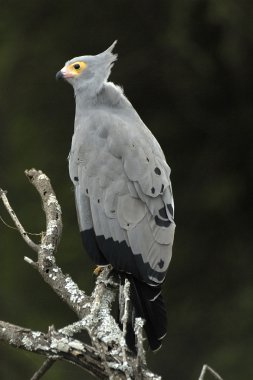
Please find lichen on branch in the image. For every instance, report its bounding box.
[0,169,161,380]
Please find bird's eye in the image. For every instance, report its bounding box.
[68,61,87,75]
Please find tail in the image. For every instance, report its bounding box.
[119,275,167,352]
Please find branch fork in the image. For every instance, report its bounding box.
[0,169,160,380]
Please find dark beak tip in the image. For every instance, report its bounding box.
[56,70,64,80]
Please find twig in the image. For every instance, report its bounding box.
[134,317,146,379]
[199,364,223,380]
[120,279,132,379]
[24,256,37,269]
[30,357,56,380]
[121,279,130,363]
[0,213,42,236]
[0,188,39,252]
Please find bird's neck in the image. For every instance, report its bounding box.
[74,82,127,122]
[74,92,92,109]
[75,90,95,110]
[74,81,104,109]
[73,85,103,132]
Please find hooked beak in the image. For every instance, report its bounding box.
[56,67,74,80]
[56,70,64,80]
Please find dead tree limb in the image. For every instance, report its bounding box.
[30,357,56,380]
[0,169,161,380]
[198,365,223,380]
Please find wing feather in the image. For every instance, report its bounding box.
[69,113,175,285]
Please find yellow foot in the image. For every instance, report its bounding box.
[93,266,104,276]
[93,264,112,276]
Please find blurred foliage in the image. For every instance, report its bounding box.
[0,0,252,379]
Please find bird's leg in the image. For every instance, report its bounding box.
[93,266,104,276]
[93,264,112,276]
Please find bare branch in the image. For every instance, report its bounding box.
[24,256,37,269]
[121,279,131,364]
[0,188,39,252]
[134,318,146,379]
[0,169,162,379]
[30,357,56,380]
[199,364,223,380]
[0,319,160,379]
[0,320,109,379]
[23,169,90,317]
[24,169,62,252]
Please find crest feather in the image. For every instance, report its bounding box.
[97,40,118,65]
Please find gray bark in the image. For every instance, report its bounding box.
[0,169,160,380]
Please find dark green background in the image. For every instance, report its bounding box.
[0,1,252,379]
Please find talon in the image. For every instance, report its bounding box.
[93,264,113,276]
[93,266,104,276]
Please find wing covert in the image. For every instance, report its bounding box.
[69,114,175,285]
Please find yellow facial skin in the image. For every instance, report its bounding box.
[65,61,87,77]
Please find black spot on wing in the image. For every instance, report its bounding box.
[155,216,171,227]
[154,167,161,175]
[167,203,174,217]
[159,206,167,219]
[74,176,79,182]
[160,184,164,193]
[151,187,155,194]
[158,259,164,269]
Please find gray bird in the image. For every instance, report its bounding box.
[56,41,175,351]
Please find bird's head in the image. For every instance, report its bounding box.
[56,41,117,95]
